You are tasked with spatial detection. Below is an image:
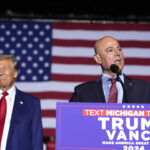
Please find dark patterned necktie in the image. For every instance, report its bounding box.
[0,91,8,146]
[108,78,118,103]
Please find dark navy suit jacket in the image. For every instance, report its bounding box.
[70,76,150,103]
[6,89,43,150]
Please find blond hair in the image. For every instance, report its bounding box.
[0,55,19,71]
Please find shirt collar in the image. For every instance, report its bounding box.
[102,72,124,84]
[0,85,16,96]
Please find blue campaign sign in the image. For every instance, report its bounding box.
[56,102,150,150]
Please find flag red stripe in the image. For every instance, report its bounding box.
[125,58,150,65]
[120,41,150,48]
[53,39,94,47]
[53,39,150,48]
[52,56,96,64]
[53,22,150,31]
[51,74,150,82]
[42,110,56,117]
[51,74,99,82]
[53,56,150,65]
[30,92,72,99]
[43,128,55,137]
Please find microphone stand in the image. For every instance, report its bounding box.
[116,74,128,103]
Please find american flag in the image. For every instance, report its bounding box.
[0,20,150,138]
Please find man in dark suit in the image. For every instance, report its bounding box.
[0,55,43,150]
[70,36,150,103]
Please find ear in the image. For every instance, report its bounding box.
[93,54,102,64]
[14,70,18,79]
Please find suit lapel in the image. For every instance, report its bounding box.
[94,78,106,102]
[6,89,25,143]
[123,75,134,103]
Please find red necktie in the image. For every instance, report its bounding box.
[0,91,8,146]
[108,78,118,103]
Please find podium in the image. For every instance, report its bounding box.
[56,102,150,150]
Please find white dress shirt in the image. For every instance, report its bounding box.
[0,86,16,150]
[102,73,124,103]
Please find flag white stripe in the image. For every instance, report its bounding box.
[52,46,94,57]
[53,29,150,41]
[42,117,56,128]
[123,65,150,75]
[41,99,67,110]
[52,64,101,75]
[53,46,150,58]
[15,81,81,92]
[124,48,150,58]
[52,64,150,75]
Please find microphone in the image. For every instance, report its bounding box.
[110,64,121,75]
[110,64,128,102]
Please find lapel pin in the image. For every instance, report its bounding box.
[20,101,24,104]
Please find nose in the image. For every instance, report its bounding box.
[115,48,124,56]
[114,49,120,56]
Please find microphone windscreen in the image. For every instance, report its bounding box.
[110,64,119,73]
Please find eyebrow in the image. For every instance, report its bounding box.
[105,47,113,51]
[106,46,121,50]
